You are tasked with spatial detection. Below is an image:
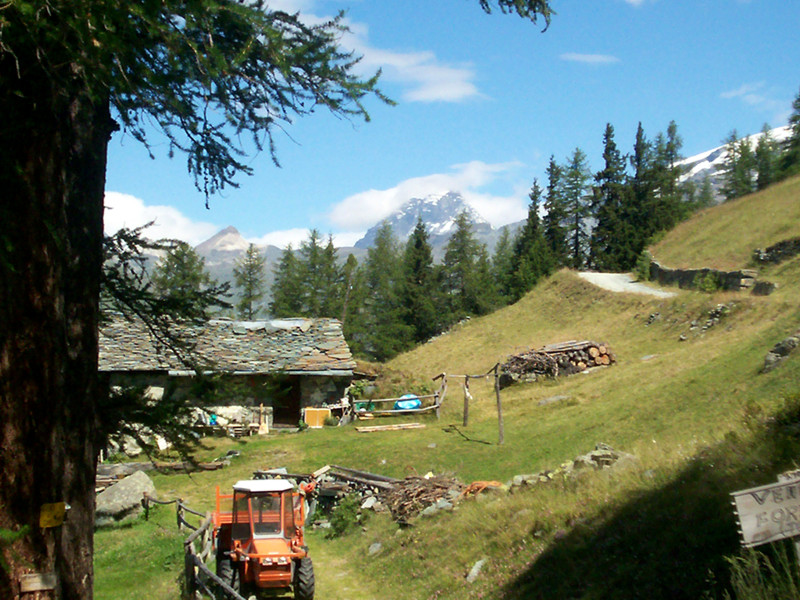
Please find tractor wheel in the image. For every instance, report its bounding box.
[293,557,315,600]
[216,554,240,594]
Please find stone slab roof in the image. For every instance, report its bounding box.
[99,316,355,375]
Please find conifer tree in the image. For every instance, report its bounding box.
[363,222,411,361]
[780,86,800,177]
[443,212,495,320]
[233,243,266,319]
[721,130,755,200]
[150,241,228,319]
[542,155,569,267]
[562,148,592,269]
[755,124,779,191]
[508,180,552,298]
[491,227,515,303]
[400,219,441,343]
[695,175,715,210]
[591,123,633,271]
[339,253,367,355]
[269,244,303,318]
[626,122,654,256]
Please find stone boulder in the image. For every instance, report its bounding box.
[96,470,156,527]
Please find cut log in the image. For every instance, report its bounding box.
[588,346,600,358]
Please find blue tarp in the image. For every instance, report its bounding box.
[393,394,421,411]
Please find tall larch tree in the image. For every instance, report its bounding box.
[754,124,779,191]
[150,242,229,318]
[508,180,552,299]
[400,219,441,343]
[0,1,553,596]
[626,122,654,256]
[780,86,800,177]
[542,155,569,267]
[442,211,493,320]
[561,148,592,269]
[721,130,755,201]
[491,227,516,303]
[233,243,267,319]
[363,222,411,361]
[591,123,634,271]
[269,244,304,318]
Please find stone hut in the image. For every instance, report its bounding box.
[99,316,355,426]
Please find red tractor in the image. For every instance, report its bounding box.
[213,479,315,599]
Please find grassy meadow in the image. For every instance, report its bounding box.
[95,175,800,599]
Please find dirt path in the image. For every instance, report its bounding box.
[577,272,676,298]
[308,533,379,600]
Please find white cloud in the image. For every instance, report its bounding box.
[248,228,314,249]
[328,161,527,230]
[352,42,479,103]
[560,53,620,65]
[104,192,220,245]
[623,0,647,6]
[284,6,481,103]
[721,81,792,123]
[247,228,365,250]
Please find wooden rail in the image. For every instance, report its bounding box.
[142,493,245,600]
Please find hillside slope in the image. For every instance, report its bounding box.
[94,176,800,600]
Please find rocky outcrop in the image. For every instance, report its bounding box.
[95,470,156,527]
[763,329,800,373]
[753,237,800,265]
[508,443,637,491]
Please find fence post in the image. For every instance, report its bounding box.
[462,377,470,427]
[494,364,504,445]
[183,544,195,599]
[177,500,184,532]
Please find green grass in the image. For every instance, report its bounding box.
[94,177,800,599]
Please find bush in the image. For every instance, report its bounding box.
[694,272,722,293]
[634,251,652,282]
[325,494,366,539]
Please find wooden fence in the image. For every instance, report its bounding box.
[142,494,246,600]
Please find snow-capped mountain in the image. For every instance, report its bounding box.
[678,125,791,200]
[354,191,492,250]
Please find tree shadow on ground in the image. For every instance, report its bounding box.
[502,397,800,600]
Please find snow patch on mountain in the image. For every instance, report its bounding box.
[354,191,492,249]
[195,226,251,255]
[679,125,790,186]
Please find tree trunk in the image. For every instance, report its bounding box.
[1,48,111,599]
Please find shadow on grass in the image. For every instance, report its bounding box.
[502,396,800,600]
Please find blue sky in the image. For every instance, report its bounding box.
[103,0,800,248]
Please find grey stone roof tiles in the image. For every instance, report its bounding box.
[99,316,355,374]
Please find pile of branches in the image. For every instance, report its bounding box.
[500,340,615,387]
[383,475,463,523]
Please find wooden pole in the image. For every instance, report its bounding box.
[463,378,470,427]
[494,364,504,445]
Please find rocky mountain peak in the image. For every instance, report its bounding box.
[354,191,492,249]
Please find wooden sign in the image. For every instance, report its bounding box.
[20,572,56,592]
[731,476,800,547]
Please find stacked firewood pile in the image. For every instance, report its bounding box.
[384,475,464,523]
[500,340,615,387]
[254,465,465,523]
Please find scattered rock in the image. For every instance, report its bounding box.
[95,470,155,527]
[538,395,570,407]
[361,496,378,511]
[368,542,382,556]
[509,443,637,492]
[466,559,487,583]
[763,330,800,372]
